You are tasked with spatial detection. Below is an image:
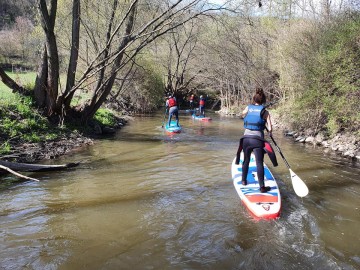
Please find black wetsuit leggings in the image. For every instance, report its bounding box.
[242,137,265,187]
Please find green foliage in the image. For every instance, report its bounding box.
[284,14,360,136]
[0,93,64,145]
[94,109,117,126]
[0,141,11,155]
[138,63,164,110]
[120,56,165,113]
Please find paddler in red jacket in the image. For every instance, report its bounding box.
[189,94,195,110]
[166,95,179,127]
[199,95,206,117]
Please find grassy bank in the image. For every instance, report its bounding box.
[0,71,37,93]
[0,72,123,162]
[0,89,73,156]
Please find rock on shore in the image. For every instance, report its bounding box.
[217,110,360,162]
[283,131,360,160]
[276,123,360,161]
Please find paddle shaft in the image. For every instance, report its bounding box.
[161,108,168,128]
[268,134,291,169]
[264,125,291,168]
[262,101,291,169]
[264,127,309,197]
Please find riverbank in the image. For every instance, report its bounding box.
[0,86,133,165]
[216,109,360,162]
[1,116,130,164]
[271,113,360,162]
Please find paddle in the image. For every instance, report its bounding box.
[262,100,308,197]
[267,132,309,197]
[161,108,168,128]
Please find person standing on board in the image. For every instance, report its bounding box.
[235,87,278,193]
[189,94,195,110]
[166,95,179,127]
[199,95,206,117]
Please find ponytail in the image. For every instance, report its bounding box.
[252,87,266,104]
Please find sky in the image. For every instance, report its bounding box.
[206,0,351,16]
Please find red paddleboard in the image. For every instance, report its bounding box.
[192,114,212,121]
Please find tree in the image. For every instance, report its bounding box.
[191,14,279,115]
[34,0,60,115]
[163,20,199,97]
[1,0,230,124]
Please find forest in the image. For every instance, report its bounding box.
[0,0,359,140]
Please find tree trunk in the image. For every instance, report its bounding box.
[63,0,81,110]
[34,46,48,107]
[36,0,60,115]
[0,160,79,173]
[80,0,137,123]
[45,26,60,115]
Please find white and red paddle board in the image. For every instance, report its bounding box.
[231,153,281,219]
[191,114,212,121]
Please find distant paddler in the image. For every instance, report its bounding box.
[165,94,180,127]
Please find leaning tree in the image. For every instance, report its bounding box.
[0,0,229,123]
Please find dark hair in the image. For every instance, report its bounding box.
[252,87,266,104]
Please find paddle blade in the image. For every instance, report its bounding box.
[289,169,309,197]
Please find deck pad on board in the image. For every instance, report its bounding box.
[231,153,281,219]
[165,120,181,133]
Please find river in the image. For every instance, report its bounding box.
[0,112,359,270]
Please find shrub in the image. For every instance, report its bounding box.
[94,109,117,126]
[286,13,360,137]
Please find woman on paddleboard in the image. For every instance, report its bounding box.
[166,95,180,127]
[189,94,195,110]
[199,95,206,117]
[236,87,277,193]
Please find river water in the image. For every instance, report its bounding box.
[0,112,359,270]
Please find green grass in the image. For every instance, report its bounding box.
[0,71,37,95]
[0,74,66,155]
[0,72,33,112]
[0,93,62,140]
[0,71,89,107]
[0,71,122,156]
[6,71,37,84]
[0,84,14,99]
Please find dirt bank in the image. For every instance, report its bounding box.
[0,116,130,164]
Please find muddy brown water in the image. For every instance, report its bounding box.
[0,112,359,269]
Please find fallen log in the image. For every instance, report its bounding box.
[0,160,80,172]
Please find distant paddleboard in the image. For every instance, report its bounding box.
[191,114,212,121]
[165,120,181,134]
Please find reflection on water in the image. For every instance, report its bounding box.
[0,112,359,269]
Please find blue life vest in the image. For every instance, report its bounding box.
[243,105,266,131]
